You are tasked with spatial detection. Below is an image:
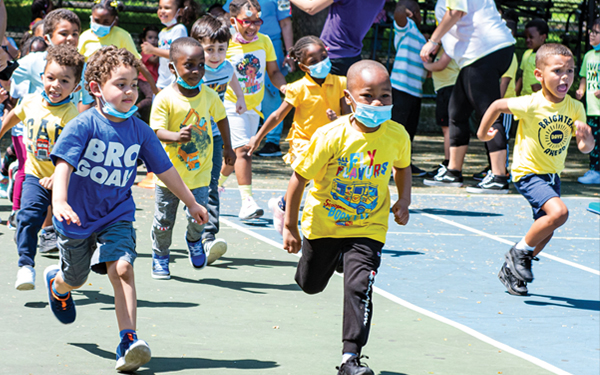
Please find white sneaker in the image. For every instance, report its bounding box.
[268,197,285,235]
[205,238,228,265]
[238,196,264,220]
[15,265,35,290]
[578,170,600,185]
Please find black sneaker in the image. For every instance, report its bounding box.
[39,225,59,253]
[466,173,509,194]
[255,142,282,157]
[411,164,426,177]
[423,168,463,187]
[337,355,374,375]
[498,262,528,296]
[425,163,447,178]
[504,246,534,282]
[473,166,490,181]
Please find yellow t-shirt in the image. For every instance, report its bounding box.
[78,26,141,61]
[431,48,460,92]
[503,53,518,98]
[508,92,586,182]
[283,73,346,162]
[225,33,277,112]
[519,49,538,96]
[292,116,411,243]
[14,93,79,179]
[150,85,226,189]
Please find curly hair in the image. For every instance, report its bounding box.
[173,0,202,26]
[45,44,85,83]
[43,9,81,36]
[190,14,230,44]
[84,46,141,92]
[229,0,261,17]
[92,0,124,17]
[288,35,326,65]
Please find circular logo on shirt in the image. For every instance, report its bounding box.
[538,122,571,156]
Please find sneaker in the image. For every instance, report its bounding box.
[466,172,509,194]
[473,166,491,181]
[504,246,534,283]
[38,226,59,253]
[337,355,374,375]
[423,168,463,187]
[498,262,528,296]
[268,196,285,235]
[186,237,207,269]
[151,254,170,280]
[255,142,282,157]
[44,265,76,324]
[425,163,447,178]
[7,210,17,230]
[411,164,426,177]
[15,265,35,290]
[238,196,264,220]
[578,170,600,185]
[115,334,151,372]
[204,238,227,265]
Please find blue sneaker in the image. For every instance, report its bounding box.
[151,254,170,280]
[115,333,151,372]
[44,265,76,324]
[186,236,207,269]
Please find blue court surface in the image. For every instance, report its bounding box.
[219,188,600,375]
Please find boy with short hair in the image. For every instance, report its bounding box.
[516,18,548,96]
[149,37,235,279]
[0,44,84,291]
[477,44,594,296]
[46,46,208,372]
[283,60,412,375]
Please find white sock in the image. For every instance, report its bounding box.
[341,353,356,364]
[515,238,535,252]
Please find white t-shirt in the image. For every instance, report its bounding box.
[435,0,514,68]
[157,24,188,89]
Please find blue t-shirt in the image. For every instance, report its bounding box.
[51,108,172,238]
[201,60,235,137]
[223,0,290,41]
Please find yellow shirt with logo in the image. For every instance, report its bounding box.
[503,53,518,98]
[283,73,346,163]
[150,85,226,189]
[78,26,141,61]
[225,33,277,113]
[14,93,79,179]
[508,92,586,182]
[292,116,411,243]
[431,48,460,92]
[519,49,538,96]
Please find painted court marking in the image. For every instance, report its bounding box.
[220,217,573,375]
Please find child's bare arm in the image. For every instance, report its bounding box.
[575,120,595,154]
[340,97,351,115]
[391,166,411,226]
[156,127,192,143]
[500,76,512,99]
[266,61,287,94]
[156,166,208,224]
[248,101,293,155]
[575,77,586,100]
[282,171,307,254]
[52,159,80,226]
[229,76,247,114]
[423,51,451,72]
[0,108,21,139]
[216,118,236,166]
[138,64,159,95]
[515,76,523,97]
[477,99,512,142]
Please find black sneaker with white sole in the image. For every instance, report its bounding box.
[498,262,528,296]
[466,173,509,194]
[337,355,374,375]
[423,168,463,187]
[504,246,534,283]
[411,164,426,177]
[255,142,282,157]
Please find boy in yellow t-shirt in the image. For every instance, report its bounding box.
[283,60,412,375]
[0,45,84,291]
[149,38,235,279]
[516,19,547,96]
[478,44,594,296]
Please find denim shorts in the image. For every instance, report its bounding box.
[57,221,136,286]
[514,173,561,220]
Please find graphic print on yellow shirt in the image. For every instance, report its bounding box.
[292,116,411,243]
[508,92,586,182]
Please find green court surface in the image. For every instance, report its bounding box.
[0,187,558,375]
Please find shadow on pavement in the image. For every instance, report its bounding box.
[170,276,301,294]
[381,250,424,258]
[211,256,298,269]
[73,290,199,309]
[415,208,502,217]
[525,294,600,311]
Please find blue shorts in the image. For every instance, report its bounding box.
[514,173,561,220]
[57,221,136,287]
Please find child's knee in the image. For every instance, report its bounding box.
[108,260,134,281]
[548,205,569,227]
[295,274,326,295]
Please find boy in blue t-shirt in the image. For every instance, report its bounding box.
[46,46,208,372]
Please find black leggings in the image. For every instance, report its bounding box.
[449,45,515,147]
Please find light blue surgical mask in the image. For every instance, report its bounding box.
[306,57,331,79]
[99,89,138,119]
[41,90,73,106]
[205,61,227,73]
[593,44,600,52]
[348,93,393,128]
[171,63,203,90]
[90,17,114,38]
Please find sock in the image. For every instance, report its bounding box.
[218,173,229,187]
[442,159,449,166]
[448,168,462,177]
[119,329,136,341]
[515,238,535,252]
[278,196,286,211]
[239,185,252,201]
[51,281,69,298]
[342,353,356,364]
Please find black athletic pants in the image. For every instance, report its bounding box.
[392,88,422,142]
[295,237,383,354]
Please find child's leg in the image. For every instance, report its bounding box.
[524,197,568,249]
[11,135,26,211]
[16,175,51,268]
[203,135,224,243]
[295,237,343,294]
[107,259,136,331]
[185,186,209,268]
[151,185,180,257]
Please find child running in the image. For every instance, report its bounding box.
[191,14,246,263]
[45,46,208,372]
[219,0,288,220]
[477,44,594,296]
[283,60,412,375]
[247,35,350,234]
[0,45,84,291]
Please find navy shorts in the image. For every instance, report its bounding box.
[514,173,561,220]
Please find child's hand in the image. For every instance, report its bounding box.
[0,86,8,103]
[223,145,236,166]
[236,97,247,114]
[575,120,592,138]
[282,225,302,254]
[391,200,410,226]
[178,125,192,142]
[188,202,208,225]
[39,175,54,190]
[141,42,155,55]
[531,83,542,92]
[247,136,259,156]
[595,90,600,99]
[575,88,584,100]
[326,109,338,121]
[479,127,498,142]
[53,201,81,226]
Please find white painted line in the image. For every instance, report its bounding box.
[416,210,600,276]
[220,217,573,375]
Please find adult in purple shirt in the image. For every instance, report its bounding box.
[290,0,385,75]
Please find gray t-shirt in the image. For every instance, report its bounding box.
[201,60,235,137]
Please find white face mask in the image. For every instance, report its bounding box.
[161,9,180,27]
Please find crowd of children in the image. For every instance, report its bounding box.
[0,0,598,374]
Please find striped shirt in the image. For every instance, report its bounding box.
[390,18,427,98]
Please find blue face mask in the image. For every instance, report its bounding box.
[593,44,600,52]
[171,63,202,90]
[205,61,227,73]
[99,89,138,119]
[41,90,73,106]
[306,57,331,79]
[348,93,393,128]
[90,17,113,38]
